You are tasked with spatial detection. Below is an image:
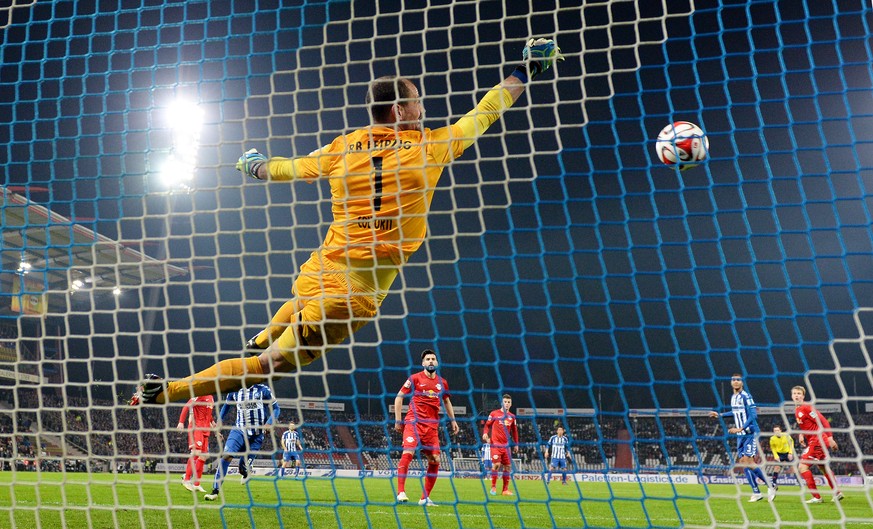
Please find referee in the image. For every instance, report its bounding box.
[769,424,795,490]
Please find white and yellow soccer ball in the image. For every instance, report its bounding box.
[655,121,709,170]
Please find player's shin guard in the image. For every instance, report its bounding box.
[801,470,820,497]
[397,453,413,493]
[163,356,266,403]
[424,462,439,497]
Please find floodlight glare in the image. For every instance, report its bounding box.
[112,287,122,296]
[166,100,204,138]
[17,261,31,274]
[160,157,192,187]
[159,98,203,189]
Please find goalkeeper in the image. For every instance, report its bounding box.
[132,38,563,404]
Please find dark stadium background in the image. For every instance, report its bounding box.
[1,0,871,425]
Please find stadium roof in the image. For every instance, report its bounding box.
[0,186,189,314]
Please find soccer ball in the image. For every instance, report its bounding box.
[655,121,709,170]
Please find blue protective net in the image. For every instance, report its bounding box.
[1,0,872,527]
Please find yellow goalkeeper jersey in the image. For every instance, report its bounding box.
[266,85,516,268]
[294,125,463,265]
[769,433,794,455]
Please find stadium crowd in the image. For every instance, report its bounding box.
[0,386,869,478]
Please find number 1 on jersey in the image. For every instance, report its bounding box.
[372,156,383,212]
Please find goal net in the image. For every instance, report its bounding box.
[1,0,872,528]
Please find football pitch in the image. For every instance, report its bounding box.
[0,472,869,529]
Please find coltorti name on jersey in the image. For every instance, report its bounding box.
[356,216,395,230]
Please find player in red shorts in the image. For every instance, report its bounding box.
[483,394,519,496]
[177,394,216,492]
[393,349,459,507]
[791,386,843,503]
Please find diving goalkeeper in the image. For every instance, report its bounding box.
[131,38,563,404]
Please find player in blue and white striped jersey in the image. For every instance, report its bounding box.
[709,374,774,503]
[544,426,570,485]
[205,384,280,501]
[479,441,492,477]
[280,421,303,478]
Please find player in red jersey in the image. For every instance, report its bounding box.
[483,394,519,496]
[393,349,459,507]
[177,395,216,492]
[791,386,843,503]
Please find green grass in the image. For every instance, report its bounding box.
[0,472,870,528]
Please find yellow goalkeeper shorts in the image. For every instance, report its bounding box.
[291,252,380,348]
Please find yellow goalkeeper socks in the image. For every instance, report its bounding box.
[160,355,266,403]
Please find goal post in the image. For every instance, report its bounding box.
[1,0,872,528]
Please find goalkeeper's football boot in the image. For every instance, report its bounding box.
[245,335,268,355]
[832,491,844,502]
[128,374,165,405]
[417,497,437,507]
[396,492,408,503]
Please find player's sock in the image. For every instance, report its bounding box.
[397,453,413,493]
[502,471,510,491]
[423,462,439,498]
[561,472,567,483]
[491,470,498,488]
[194,458,205,484]
[279,467,285,477]
[184,458,194,482]
[772,471,779,484]
[546,471,551,483]
[213,459,231,492]
[801,470,819,497]
[743,468,759,493]
[752,467,769,486]
[161,356,266,403]
[821,466,836,489]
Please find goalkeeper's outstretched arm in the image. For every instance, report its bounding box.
[236,37,563,179]
[453,38,563,150]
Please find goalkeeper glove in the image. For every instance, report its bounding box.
[514,38,564,82]
[236,148,267,180]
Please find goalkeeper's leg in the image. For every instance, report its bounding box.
[152,300,363,403]
[158,323,321,403]
[140,266,378,403]
[246,299,304,350]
